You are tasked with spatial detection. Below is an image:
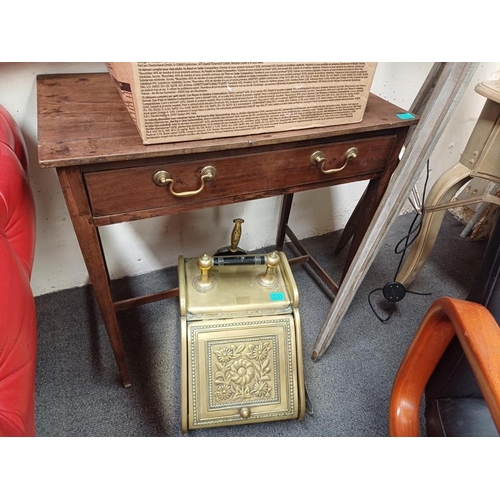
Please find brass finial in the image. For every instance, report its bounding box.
[193,254,215,292]
[258,251,280,287]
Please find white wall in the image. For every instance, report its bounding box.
[1,62,499,296]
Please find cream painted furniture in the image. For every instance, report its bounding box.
[396,80,500,287]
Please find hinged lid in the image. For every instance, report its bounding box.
[178,252,299,321]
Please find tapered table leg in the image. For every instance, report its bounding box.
[334,189,366,255]
[276,193,294,250]
[57,167,132,388]
[341,143,406,282]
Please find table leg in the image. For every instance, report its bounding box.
[334,189,366,255]
[276,193,294,250]
[57,167,132,388]
[340,130,408,282]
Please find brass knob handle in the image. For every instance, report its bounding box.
[239,407,251,419]
[257,251,280,287]
[152,170,171,186]
[193,253,215,292]
[310,147,358,174]
[153,166,217,197]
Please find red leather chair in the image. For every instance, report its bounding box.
[0,104,37,436]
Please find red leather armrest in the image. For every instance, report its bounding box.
[0,106,36,437]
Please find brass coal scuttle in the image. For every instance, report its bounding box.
[178,248,306,433]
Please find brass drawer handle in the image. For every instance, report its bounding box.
[310,147,358,174]
[153,166,217,197]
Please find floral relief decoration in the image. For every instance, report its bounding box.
[212,340,275,403]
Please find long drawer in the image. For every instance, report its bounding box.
[84,134,397,218]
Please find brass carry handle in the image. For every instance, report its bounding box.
[310,147,358,174]
[153,165,217,197]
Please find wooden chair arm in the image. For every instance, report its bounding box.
[389,296,500,436]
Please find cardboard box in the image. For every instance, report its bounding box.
[106,62,377,145]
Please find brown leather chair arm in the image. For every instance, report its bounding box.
[389,297,500,436]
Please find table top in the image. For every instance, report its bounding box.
[37,72,418,169]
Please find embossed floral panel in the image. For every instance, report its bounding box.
[187,316,300,429]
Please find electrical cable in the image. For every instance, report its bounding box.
[368,159,433,322]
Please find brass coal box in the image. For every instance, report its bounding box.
[178,251,306,433]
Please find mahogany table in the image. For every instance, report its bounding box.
[37,72,418,387]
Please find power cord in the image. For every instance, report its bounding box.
[368,159,433,322]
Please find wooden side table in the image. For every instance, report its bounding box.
[36,72,418,387]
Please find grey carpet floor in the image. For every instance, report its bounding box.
[34,212,486,437]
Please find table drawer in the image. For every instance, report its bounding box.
[85,135,397,217]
